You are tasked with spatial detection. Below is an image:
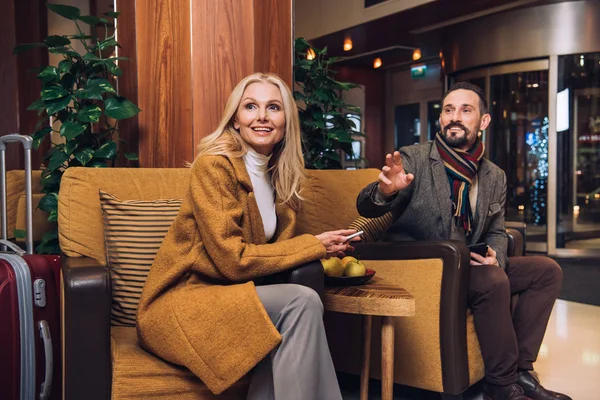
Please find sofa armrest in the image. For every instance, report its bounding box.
[259,260,325,298]
[350,240,472,395]
[506,221,526,257]
[61,255,111,400]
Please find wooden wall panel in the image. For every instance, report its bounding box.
[136,0,193,167]
[190,0,255,148]
[0,0,48,171]
[115,0,139,167]
[253,0,293,85]
[336,67,386,169]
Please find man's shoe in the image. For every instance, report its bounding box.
[483,382,532,400]
[517,370,572,400]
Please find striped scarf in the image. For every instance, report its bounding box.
[434,132,484,236]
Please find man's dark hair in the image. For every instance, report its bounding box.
[442,82,488,115]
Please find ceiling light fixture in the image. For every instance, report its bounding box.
[343,38,353,51]
[306,48,316,60]
[373,57,382,69]
[412,48,422,61]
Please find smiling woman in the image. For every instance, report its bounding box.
[136,73,359,399]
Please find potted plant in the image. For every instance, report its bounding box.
[13,3,140,254]
[294,37,364,169]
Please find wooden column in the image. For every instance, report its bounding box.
[0,0,48,171]
[117,0,293,168]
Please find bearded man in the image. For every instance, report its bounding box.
[356,82,570,400]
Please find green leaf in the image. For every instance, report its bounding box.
[47,209,58,222]
[31,126,53,149]
[48,47,81,58]
[46,3,81,20]
[105,11,121,18]
[82,52,101,62]
[45,35,71,47]
[74,147,94,165]
[105,97,140,120]
[46,149,69,171]
[65,140,78,155]
[124,152,139,161]
[37,67,60,83]
[35,235,60,255]
[94,141,117,159]
[60,121,86,140]
[27,99,46,111]
[40,170,62,188]
[78,15,101,25]
[78,105,102,123]
[104,60,122,77]
[13,43,47,54]
[98,38,119,50]
[13,229,26,239]
[41,85,68,101]
[41,229,59,242]
[38,193,59,213]
[45,96,71,115]
[58,59,72,73]
[74,87,103,100]
[86,78,116,93]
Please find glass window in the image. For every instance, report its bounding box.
[489,71,549,249]
[557,52,600,250]
[427,101,441,140]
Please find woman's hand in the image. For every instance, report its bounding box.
[470,247,499,267]
[315,229,361,258]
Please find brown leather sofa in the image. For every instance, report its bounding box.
[58,167,525,399]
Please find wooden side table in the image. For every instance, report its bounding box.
[324,279,415,400]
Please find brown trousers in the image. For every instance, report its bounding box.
[469,256,563,385]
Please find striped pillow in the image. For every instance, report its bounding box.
[348,211,395,242]
[99,190,182,326]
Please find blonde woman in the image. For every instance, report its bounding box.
[137,73,357,400]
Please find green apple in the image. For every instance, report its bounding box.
[321,257,344,277]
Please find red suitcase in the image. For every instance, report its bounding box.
[0,134,61,400]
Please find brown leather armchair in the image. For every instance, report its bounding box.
[324,224,526,399]
[61,258,323,400]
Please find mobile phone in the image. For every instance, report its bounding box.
[343,230,364,243]
[468,242,488,257]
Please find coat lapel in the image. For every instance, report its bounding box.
[429,145,453,237]
[471,160,492,244]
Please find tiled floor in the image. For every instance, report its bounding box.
[339,300,600,399]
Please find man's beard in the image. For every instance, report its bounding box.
[442,121,470,148]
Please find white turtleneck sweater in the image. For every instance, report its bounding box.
[243,148,277,242]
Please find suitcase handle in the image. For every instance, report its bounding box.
[38,320,53,400]
[0,134,34,254]
[0,239,26,256]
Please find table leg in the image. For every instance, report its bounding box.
[360,315,372,400]
[381,316,395,400]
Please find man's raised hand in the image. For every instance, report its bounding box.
[378,151,414,196]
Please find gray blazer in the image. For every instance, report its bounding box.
[357,141,508,269]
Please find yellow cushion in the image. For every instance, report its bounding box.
[111,326,248,399]
[297,168,380,235]
[6,170,43,239]
[100,190,182,326]
[58,168,190,264]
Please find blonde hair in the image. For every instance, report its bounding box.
[195,73,306,211]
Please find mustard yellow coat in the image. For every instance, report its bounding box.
[137,155,326,394]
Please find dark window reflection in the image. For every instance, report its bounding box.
[557,52,600,249]
[394,103,420,149]
[489,71,549,240]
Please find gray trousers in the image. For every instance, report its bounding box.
[247,284,343,400]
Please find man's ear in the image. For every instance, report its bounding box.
[480,113,491,131]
